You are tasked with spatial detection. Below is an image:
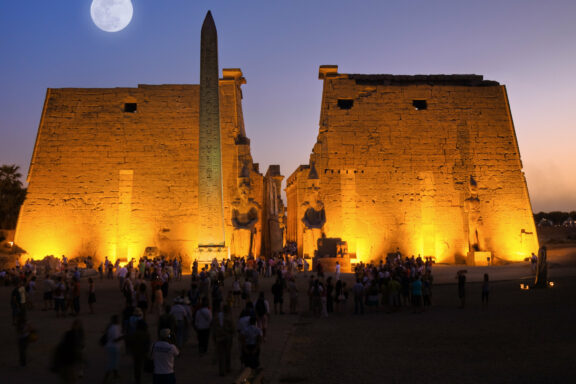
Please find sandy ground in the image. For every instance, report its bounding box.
[1,248,575,384]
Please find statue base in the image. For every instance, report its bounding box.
[195,245,228,267]
[466,251,492,266]
[313,256,352,273]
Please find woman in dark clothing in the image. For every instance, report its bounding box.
[126,320,151,384]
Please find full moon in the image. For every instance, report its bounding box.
[91,0,134,33]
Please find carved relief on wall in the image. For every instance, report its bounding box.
[464,176,483,252]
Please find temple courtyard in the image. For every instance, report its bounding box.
[1,246,575,383]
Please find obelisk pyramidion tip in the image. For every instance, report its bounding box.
[202,10,216,31]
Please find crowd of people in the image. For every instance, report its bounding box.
[2,248,499,383]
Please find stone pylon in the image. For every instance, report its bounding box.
[197,11,227,262]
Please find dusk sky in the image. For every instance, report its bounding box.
[0,0,574,212]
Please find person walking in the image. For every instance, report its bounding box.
[287,277,298,314]
[271,277,285,315]
[254,292,270,340]
[126,320,151,384]
[52,319,85,383]
[240,316,262,369]
[16,312,35,366]
[352,279,365,315]
[103,315,123,382]
[151,328,179,384]
[54,277,66,318]
[211,304,235,376]
[42,274,55,311]
[194,298,212,355]
[411,276,423,313]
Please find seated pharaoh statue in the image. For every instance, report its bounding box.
[301,197,326,257]
[302,200,326,229]
[231,182,260,258]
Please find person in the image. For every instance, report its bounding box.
[326,277,334,314]
[271,277,285,315]
[158,305,176,340]
[16,312,34,366]
[88,278,96,314]
[335,261,341,281]
[352,278,364,315]
[26,276,37,309]
[71,277,80,316]
[240,316,262,369]
[54,277,66,318]
[103,315,123,382]
[481,273,490,306]
[152,285,164,315]
[126,320,151,384]
[170,297,190,349]
[242,279,252,303]
[11,281,25,325]
[422,271,433,308]
[254,292,270,340]
[287,277,298,314]
[136,282,149,318]
[211,304,235,376]
[411,276,423,313]
[530,252,537,273]
[52,319,85,383]
[334,278,344,313]
[151,328,179,384]
[232,278,241,307]
[194,298,212,355]
[457,270,466,308]
[42,274,55,311]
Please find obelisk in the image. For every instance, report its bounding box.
[197,11,227,262]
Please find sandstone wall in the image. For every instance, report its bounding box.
[286,67,538,263]
[15,75,264,263]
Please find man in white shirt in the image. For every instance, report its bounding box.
[151,328,179,383]
[170,298,190,349]
[194,298,212,355]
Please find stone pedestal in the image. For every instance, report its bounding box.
[313,256,352,273]
[195,245,228,267]
[467,251,492,266]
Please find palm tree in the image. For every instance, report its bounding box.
[0,164,26,229]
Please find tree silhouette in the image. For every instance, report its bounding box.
[0,164,27,229]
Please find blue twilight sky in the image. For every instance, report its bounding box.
[0,0,575,212]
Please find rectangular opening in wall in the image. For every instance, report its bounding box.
[412,100,427,110]
[337,99,354,110]
[124,103,137,113]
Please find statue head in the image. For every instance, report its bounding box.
[238,180,251,201]
[469,175,478,194]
